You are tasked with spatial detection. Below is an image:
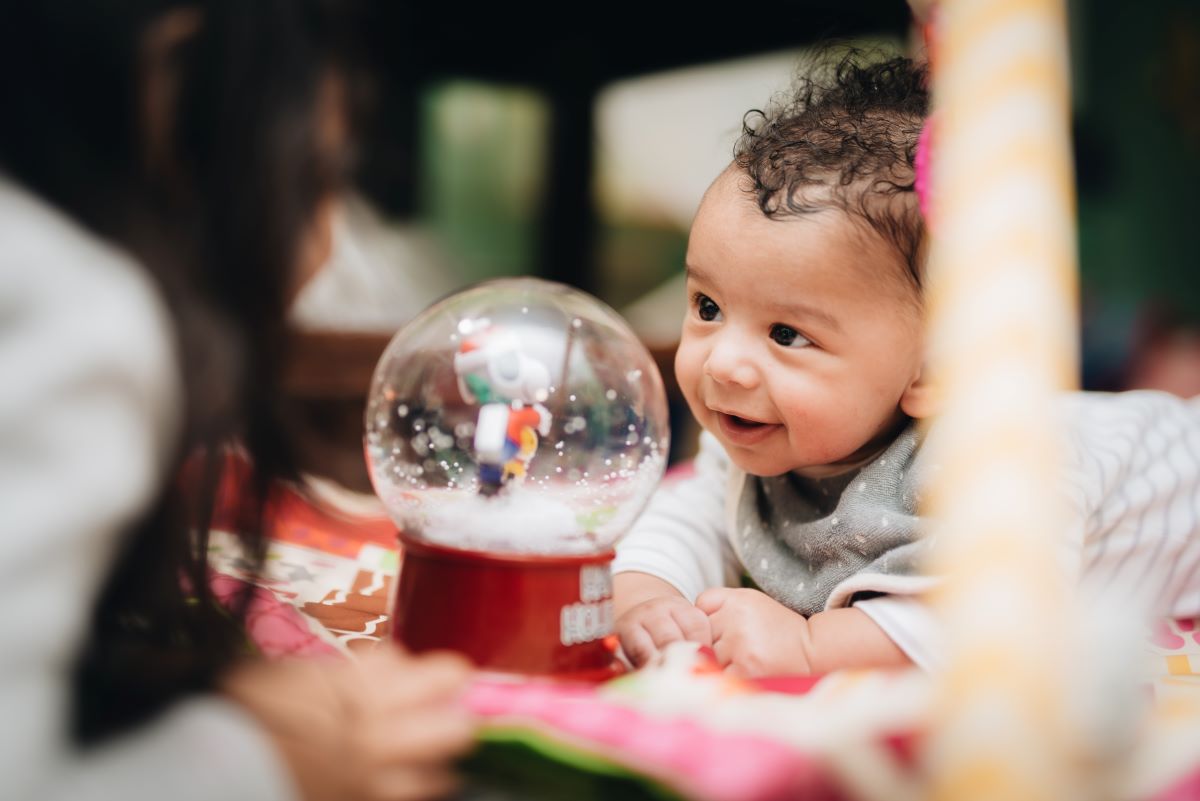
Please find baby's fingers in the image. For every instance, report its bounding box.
[670,605,712,647]
[695,587,730,615]
[617,610,685,667]
[618,623,658,667]
[640,610,688,650]
[709,629,742,672]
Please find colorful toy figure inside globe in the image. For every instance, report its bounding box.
[452,324,553,496]
[364,277,669,678]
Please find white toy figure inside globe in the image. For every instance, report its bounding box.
[364,277,670,558]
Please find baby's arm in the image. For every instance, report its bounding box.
[697,588,911,676]
[613,432,737,666]
[614,572,711,667]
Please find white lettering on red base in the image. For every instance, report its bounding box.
[579,565,613,603]
[560,600,614,646]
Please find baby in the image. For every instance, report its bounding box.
[613,53,1200,677]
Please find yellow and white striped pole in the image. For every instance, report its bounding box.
[919,1,1081,800]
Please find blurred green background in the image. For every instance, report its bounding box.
[292,0,1200,484]
[360,0,1200,395]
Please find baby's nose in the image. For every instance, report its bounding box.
[704,338,760,389]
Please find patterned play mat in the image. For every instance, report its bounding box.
[207,455,1200,801]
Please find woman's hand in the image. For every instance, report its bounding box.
[222,647,476,801]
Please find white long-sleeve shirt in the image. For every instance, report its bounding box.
[615,392,1200,671]
[0,177,296,801]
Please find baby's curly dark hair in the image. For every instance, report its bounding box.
[734,50,929,291]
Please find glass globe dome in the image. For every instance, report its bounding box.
[364,278,670,556]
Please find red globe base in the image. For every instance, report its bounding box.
[390,532,625,682]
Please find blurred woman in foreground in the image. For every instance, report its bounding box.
[0,3,475,800]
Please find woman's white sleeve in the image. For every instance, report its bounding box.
[613,432,741,600]
[0,187,297,801]
[38,699,298,801]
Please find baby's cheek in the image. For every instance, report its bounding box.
[673,344,706,408]
[673,339,703,385]
[775,386,832,430]
[780,396,857,460]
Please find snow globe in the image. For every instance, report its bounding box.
[365,277,669,679]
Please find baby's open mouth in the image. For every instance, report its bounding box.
[721,413,766,429]
[715,411,778,444]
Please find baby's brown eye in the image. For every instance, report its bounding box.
[770,324,810,348]
[696,294,721,322]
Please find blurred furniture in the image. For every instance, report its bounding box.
[283,331,392,493]
[355,2,910,294]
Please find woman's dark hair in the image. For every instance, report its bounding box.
[0,1,355,741]
[734,49,929,290]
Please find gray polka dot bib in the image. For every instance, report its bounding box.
[730,425,929,616]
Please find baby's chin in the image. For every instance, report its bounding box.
[709,427,869,479]
[710,437,810,478]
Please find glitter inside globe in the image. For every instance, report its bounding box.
[364,278,670,555]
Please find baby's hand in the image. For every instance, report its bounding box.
[696,588,812,677]
[615,595,712,667]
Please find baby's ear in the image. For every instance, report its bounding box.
[900,365,939,419]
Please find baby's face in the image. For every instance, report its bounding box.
[676,169,926,477]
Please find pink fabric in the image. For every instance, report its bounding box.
[914,115,936,225]
[1151,766,1200,801]
[463,676,833,801]
[209,572,338,658]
